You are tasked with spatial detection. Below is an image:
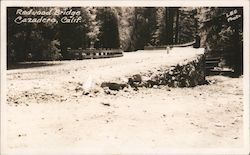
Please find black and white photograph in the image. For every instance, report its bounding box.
[1,0,249,154]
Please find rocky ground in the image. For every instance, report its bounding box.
[3,48,244,154]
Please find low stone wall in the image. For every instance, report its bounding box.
[101,52,206,91]
[139,53,206,88]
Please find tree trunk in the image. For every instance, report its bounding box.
[165,7,175,45]
[175,8,179,44]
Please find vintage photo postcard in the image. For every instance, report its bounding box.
[1,0,249,154]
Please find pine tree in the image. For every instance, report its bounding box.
[116,7,135,51]
[150,7,166,46]
[85,7,100,48]
[96,7,120,49]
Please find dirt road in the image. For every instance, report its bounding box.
[4,48,244,154]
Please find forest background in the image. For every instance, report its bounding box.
[7,7,243,74]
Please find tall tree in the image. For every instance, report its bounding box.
[59,7,89,59]
[174,7,180,44]
[178,7,197,44]
[85,7,101,48]
[116,7,136,51]
[165,7,175,45]
[150,7,166,46]
[96,7,120,49]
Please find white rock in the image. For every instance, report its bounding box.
[83,75,94,92]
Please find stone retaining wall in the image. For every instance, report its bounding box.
[139,53,206,88]
[101,52,206,91]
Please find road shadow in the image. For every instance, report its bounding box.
[7,62,62,70]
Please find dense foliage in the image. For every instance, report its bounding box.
[199,7,243,74]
